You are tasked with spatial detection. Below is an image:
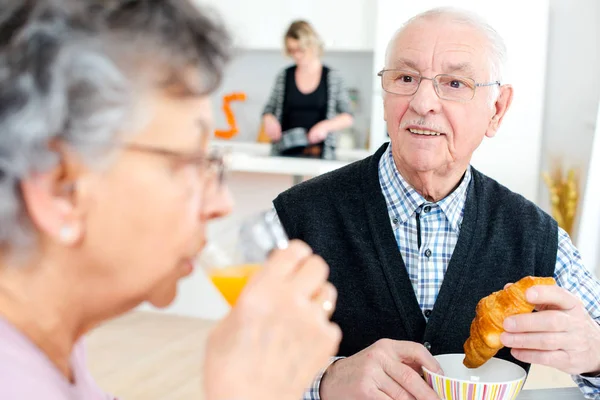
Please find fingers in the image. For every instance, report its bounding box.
[291,253,330,296]
[382,361,437,400]
[307,129,326,144]
[265,120,282,141]
[262,240,337,321]
[524,285,580,311]
[504,310,570,333]
[501,332,572,351]
[263,240,313,279]
[311,282,338,319]
[307,132,319,144]
[322,321,343,356]
[267,130,281,141]
[389,340,444,375]
[378,375,416,400]
[510,348,569,369]
[371,389,398,400]
[267,240,334,308]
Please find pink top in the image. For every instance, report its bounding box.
[0,316,115,399]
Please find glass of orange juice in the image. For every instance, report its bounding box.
[198,209,288,307]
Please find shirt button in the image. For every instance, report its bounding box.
[424,341,432,351]
[392,217,399,225]
[424,249,432,258]
[423,206,431,213]
[424,309,432,318]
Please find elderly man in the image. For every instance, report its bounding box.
[274,8,600,400]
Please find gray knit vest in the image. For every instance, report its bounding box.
[273,143,557,372]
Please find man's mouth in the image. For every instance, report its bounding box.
[408,128,444,136]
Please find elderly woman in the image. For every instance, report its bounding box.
[0,1,340,399]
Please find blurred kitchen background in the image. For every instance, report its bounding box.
[87,1,600,398]
[139,0,600,320]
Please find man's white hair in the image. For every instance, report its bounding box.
[385,7,507,103]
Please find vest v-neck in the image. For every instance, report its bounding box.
[361,144,480,342]
[423,171,478,341]
[361,147,426,339]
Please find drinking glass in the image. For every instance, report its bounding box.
[197,209,288,306]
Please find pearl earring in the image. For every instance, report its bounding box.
[59,225,76,243]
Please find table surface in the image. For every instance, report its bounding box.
[519,387,586,399]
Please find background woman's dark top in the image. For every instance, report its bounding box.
[282,66,328,132]
[263,65,353,160]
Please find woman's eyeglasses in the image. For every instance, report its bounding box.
[121,143,228,185]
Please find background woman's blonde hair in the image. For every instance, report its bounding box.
[284,20,323,57]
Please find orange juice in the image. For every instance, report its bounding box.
[208,264,262,306]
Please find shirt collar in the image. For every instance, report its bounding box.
[378,145,471,233]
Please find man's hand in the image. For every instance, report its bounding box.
[501,284,600,375]
[320,339,442,400]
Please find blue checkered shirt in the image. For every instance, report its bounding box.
[302,146,600,400]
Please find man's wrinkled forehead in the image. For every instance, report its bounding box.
[386,18,491,76]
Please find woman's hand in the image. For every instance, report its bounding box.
[204,240,341,400]
[263,114,282,141]
[307,121,330,144]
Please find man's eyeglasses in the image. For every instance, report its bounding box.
[122,143,227,185]
[377,69,500,102]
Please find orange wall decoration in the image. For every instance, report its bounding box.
[214,92,247,139]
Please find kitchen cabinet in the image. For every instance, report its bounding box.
[195,0,375,51]
[286,0,375,51]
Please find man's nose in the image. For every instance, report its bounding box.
[409,77,443,116]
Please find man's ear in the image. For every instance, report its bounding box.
[485,84,513,138]
[20,144,86,246]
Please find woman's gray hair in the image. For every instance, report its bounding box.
[385,7,507,104]
[0,0,231,252]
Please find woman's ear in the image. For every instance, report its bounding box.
[20,144,87,246]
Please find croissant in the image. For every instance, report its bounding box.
[463,276,556,368]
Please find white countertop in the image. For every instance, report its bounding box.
[210,140,372,177]
[519,387,584,399]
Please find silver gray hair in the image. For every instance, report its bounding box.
[384,7,507,104]
[0,0,231,252]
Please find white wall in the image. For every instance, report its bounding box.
[196,0,375,51]
[576,103,600,275]
[211,50,374,149]
[538,0,600,245]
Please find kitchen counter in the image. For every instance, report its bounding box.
[210,139,372,178]
[519,387,586,399]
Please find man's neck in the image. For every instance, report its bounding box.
[393,158,468,203]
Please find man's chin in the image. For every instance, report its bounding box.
[401,157,445,174]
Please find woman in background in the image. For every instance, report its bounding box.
[262,20,354,160]
[0,1,340,399]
